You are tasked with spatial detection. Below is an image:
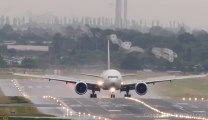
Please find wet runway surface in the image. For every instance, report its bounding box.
[0,79,208,120]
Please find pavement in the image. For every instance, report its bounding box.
[0,79,208,120]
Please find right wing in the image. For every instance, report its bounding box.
[121,74,208,91]
[13,73,100,91]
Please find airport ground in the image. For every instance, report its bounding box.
[0,70,207,120]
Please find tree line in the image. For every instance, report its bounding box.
[0,24,208,72]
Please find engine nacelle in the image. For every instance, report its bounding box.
[75,82,87,95]
[135,83,148,95]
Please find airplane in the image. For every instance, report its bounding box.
[14,40,208,98]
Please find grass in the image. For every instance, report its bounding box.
[0,72,51,117]
[9,97,30,104]
[0,72,26,79]
[125,71,208,99]
[0,107,49,116]
[0,87,52,116]
[1,117,68,120]
[156,77,208,98]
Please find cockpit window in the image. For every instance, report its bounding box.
[108,76,118,79]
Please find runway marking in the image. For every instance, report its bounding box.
[70,105,82,107]
[193,111,206,113]
[84,105,92,107]
[173,105,183,109]
[93,99,113,112]
[115,104,131,107]
[103,99,117,106]
[73,99,83,105]
[100,105,110,107]
[36,86,42,88]
[43,96,111,120]
[190,105,199,109]
[28,86,33,89]
[126,97,208,120]
[155,119,170,120]
[108,110,121,112]
[45,86,51,88]
[177,102,188,105]
[172,104,192,114]
[97,101,109,104]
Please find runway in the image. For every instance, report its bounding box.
[0,79,208,120]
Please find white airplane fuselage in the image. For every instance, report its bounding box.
[100,69,122,90]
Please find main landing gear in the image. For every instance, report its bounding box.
[90,90,97,98]
[124,89,131,98]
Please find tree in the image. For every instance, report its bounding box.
[120,55,141,70]
[21,58,37,68]
[0,55,7,68]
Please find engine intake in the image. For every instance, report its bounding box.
[75,82,87,95]
[135,83,148,95]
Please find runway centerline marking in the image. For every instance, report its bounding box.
[193,111,206,113]
[108,110,121,112]
[177,102,188,105]
[190,105,199,109]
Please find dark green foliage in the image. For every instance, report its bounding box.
[0,25,208,71]
[21,58,37,68]
[0,55,7,68]
[8,118,68,120]
[10,96,29,103]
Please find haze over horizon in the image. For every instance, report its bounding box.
[0,0,207,30]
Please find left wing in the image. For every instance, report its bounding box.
[121,74,208,90]
[13,73,100,91]
[80,73,101,78]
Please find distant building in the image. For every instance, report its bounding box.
[7,45,49,52]
[4,56,24,65]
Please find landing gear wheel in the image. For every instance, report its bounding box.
[124,89,131,98]
[90,89,97,98]
[111,94,115,98]
[124,94,131,97]
[90,94,97,98]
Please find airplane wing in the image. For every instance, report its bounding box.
[80,73,101,78]
[121,74,208,90]
[13,73,100,91]
[122,74,137,77]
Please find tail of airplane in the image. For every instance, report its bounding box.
[108,40,111,70]
[80,40,111,77]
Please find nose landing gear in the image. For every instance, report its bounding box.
[110,87,116,98]
[110,94,115,98]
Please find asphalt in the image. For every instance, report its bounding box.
[0,79,208,120]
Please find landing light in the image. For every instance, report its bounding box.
[110,87,116,93]
[121,82,124,85]
[97,81,104,87]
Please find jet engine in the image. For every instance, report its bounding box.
[135,83,148,95]
[75,82,87,95]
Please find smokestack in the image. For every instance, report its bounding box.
[124,0,127,28]
[115,0,122,28]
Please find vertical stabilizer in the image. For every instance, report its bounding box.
[108,40,111,70]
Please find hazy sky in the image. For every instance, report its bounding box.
[0,0,207,29]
